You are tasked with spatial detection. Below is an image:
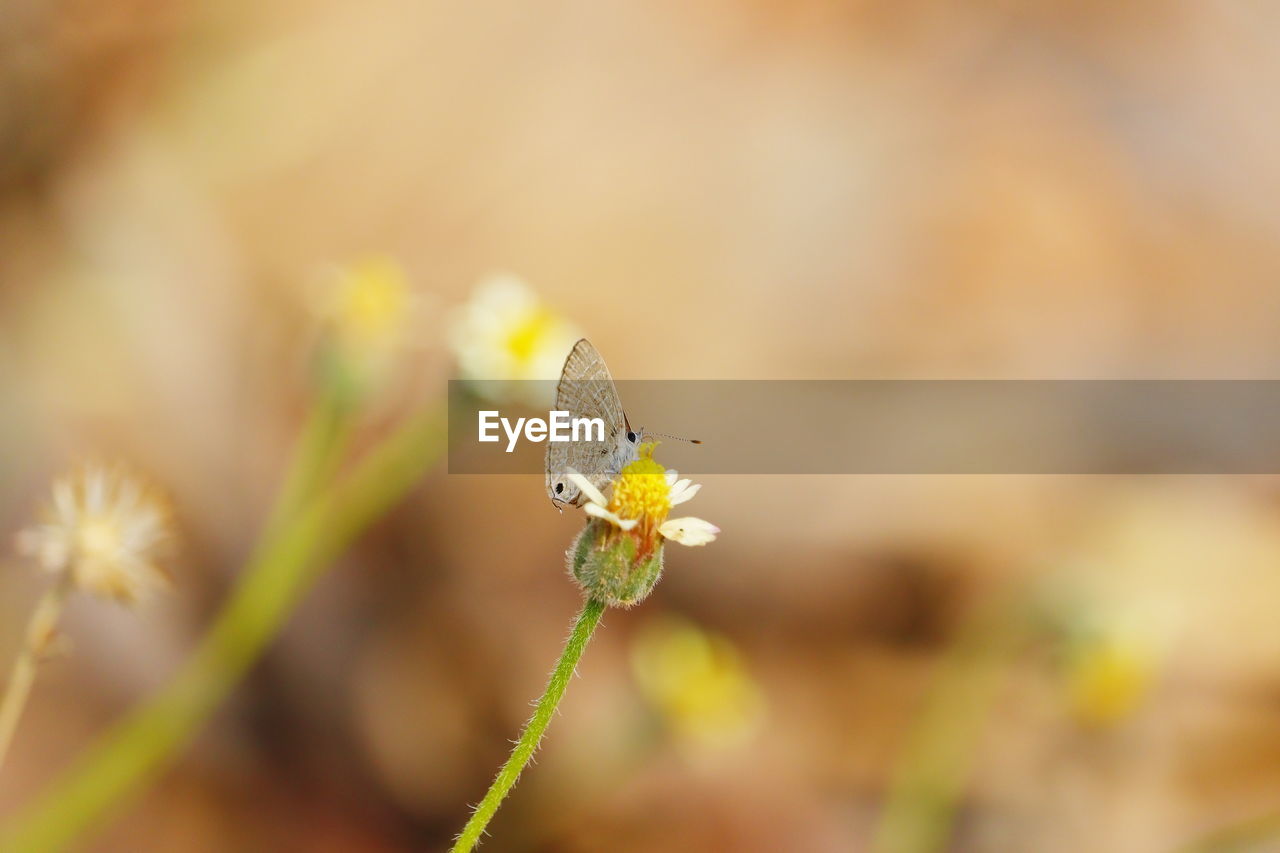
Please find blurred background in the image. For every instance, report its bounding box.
[4,1,1280,850]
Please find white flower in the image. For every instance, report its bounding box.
[567,444,718,549]
[16,465,173,605]
[448,274,581,405]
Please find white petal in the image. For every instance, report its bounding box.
[583,502,638,531]
[669,480,701,506]
[665,469,679,486]
[660,516,719,546]
[565,468,608,507]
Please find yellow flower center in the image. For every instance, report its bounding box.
[1066,635,1155,728]
[504,306,557,364]
[77,516,122,564]
[73,515,135,600]
[609,444,671,524]
[335,258,409,348]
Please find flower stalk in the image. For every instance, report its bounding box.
[871,590,1030,853]
[1176,811,1280,853]
[0,576,72,771]
[450,597,606,853]
[451,441,717,849]
[263,386,355,538]
[0,405,445,852]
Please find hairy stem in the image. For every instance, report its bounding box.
[0,578,71,771]
[451,597,607,853]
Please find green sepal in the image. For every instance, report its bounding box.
[567,520,664,608]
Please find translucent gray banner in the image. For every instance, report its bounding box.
[448,380,1280,474]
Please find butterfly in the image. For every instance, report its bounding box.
[545,339,642,508]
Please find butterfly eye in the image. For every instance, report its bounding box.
[627,431,637,443]
[555,482,565,495]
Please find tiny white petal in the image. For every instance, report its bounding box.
[565,468,608,507]
[583,502,638,530]
[660,516,719,546]
[669,480,701,506]
[665,469,679,486]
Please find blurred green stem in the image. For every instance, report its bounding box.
[0,404,444,852]
[0,576,72,771]
[871,592,1029,853]
[451,597,607,853]
[1177,812,1280,853]
[264,390,354,537]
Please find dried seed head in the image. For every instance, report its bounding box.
[16,463,174,605]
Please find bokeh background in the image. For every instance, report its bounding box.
[4,1,1280,850]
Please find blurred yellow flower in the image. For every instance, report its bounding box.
[449,274,580,404]
[630,616,764,751]
[16,464,173,605]
[1062,624,1158,728]
[311,256,419,393]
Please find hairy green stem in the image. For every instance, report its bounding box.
[451,597,607,853]
[0,407,444,852]
[0,578,72,771]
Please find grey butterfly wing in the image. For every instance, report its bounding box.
[546,339,636,506]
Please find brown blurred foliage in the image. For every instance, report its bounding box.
[3,1,1280,851]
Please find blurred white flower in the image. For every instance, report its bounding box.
[449,274,581,404]
[16,464,173,605]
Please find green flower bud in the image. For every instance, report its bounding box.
[567,519,665,608]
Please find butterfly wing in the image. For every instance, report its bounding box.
[546,339,632,506]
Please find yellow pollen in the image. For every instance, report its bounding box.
[337,258,409,345]
[610,445,671,522]
[504,306,558,364]
[77,516,122,563]
[1067,636,1154,727]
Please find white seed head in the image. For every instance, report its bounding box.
[16,464,174,605]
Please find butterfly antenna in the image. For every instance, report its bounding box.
[643,430,703,445]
